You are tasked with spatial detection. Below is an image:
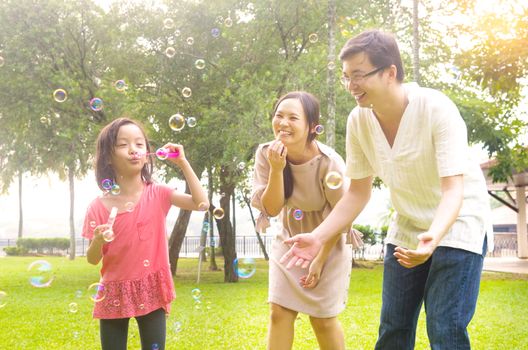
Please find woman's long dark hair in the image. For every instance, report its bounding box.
[94,117,153,191]
[271,91,320,199]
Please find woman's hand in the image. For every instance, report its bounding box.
[280,233,322,269]
[267,140,287,172]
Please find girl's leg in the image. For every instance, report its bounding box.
[100,317,130,350]
[267,302,298,350]
[136,308,167,350]
[309,316,345,350]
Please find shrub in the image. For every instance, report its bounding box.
[13,238,70,256]
[3,246,28,256]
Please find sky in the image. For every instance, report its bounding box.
[0,172,390,239]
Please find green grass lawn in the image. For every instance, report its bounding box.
[0,256,526,349]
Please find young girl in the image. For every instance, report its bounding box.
[251,91,352,350]
[82,117,209,350]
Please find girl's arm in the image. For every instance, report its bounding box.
[86,225,107,265]
[163,143,209,211]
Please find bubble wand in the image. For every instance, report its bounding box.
[130,148,180,160]
[102,207,118,242]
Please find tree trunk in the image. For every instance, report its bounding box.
[326,0,337,148]
[232,191,236,237]
[216,166,238,282]
[244,195,269,260]
[412,0,420,84]
[68,167,76,260]
[18,172,23,238]
[168,182,192,276]
[208,167,218,270]
[199,212,207,263]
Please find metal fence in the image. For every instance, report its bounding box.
[489,235,518,257]
[0,235,520,258]
[0,236,277,258]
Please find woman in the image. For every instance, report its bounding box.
[251,91,352,350]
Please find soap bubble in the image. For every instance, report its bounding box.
[68,302,78,313]
[211,28,220,38]
[186,116,197,127]
[88,283,106,302]
[181,87,192,98]
[165,47,176,58]
[234,257,256,279]
[114,79,127,92]
[156,147,169,160]
[191,288,201,300]
[169,113,185,131]
[89,97,103,111]
[213,208,225,219]
[194,59,205,70]
[102,229,115,242]
[163,18,174,29]
[293,209,303,221]
[27,260,54,288]
[325,171,343,190]
[101,179,113,190]
[53,89,68,103]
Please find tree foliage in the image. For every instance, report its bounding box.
[0,0,526,276]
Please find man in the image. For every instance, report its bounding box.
[280,30,493,350]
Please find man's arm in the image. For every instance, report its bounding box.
[312,176,373,244]
[281,176,373,268]
[394,174,463,268]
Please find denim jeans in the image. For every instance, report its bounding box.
[375,239,486,350]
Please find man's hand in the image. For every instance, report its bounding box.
[280,233,322,269]
[393,232,437,268]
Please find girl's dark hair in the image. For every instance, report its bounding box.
[339,29,405,82]
[272,91,320,199]
[94,117,153,191]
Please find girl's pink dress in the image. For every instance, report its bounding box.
[82,182,176,319]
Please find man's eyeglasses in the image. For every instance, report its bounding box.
[340,66,386,87]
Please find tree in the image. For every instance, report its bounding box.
[412,0,420,84]
[0,0,110,255]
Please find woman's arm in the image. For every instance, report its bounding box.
[260,140,288,216]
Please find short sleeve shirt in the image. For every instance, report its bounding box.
[82,182,176,319]
[345,83,493,254]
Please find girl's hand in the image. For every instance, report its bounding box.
[162,143,187,166]
[299,257,324,289]
[267,140,287,171]
[93,224,111,244]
